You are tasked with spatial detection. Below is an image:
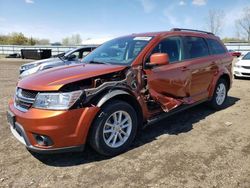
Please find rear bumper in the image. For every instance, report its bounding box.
[8,99,100,153]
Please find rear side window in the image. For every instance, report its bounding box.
[207,39,227,55]
[151,36,183,63]
[184,37,209,59]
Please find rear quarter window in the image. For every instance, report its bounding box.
[207,38,227,55]
[183,36,209,59]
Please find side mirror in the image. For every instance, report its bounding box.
[148,53,169,68]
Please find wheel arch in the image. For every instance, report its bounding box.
[95,90,144,129]
[219,73,231,90]
[209,72,231,98]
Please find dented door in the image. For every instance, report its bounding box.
[145,62,191,112]
[144,36,191,112]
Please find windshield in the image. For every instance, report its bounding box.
[64,49,76,57]
[242,52,250,60]
[82,36,153,65]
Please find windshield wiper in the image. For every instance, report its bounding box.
[87,61,110,65]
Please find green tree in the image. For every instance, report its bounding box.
[28,37,36,45]
[0,35,9,44]
[9,32,28,45]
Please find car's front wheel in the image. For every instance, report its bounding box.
[89,100,138,156]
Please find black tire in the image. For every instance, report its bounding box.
[88,100,138,156]
[208,78,228,110]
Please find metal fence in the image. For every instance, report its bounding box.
[0,43,250,56]
[225,43,250,54]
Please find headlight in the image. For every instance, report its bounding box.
[234,64,241,68]
[33,90,83,110]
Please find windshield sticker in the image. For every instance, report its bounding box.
[133,37,152,41]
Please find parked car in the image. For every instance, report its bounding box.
[19,46,98,78]
[234,52,250,78]
[5,53,21,58]
[229,50,241,57]
[7,28,233,156]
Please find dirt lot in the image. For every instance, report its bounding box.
[0,58,249,188]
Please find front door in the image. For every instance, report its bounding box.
[144,36,191,112]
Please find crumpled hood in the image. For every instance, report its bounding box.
[18,64,127,91]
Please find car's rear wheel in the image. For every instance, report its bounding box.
[209,78,228,110]
[89,100,138,156]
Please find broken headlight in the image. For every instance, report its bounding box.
[33,90,83,110]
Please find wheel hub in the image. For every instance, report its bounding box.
[103,110,132,148]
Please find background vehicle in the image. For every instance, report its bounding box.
[7,29,232,156]
[229,50,241,57]
[234,52,250,78]
[19,46,97,78]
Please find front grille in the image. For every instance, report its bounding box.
[242,66,250,70]
[21,89,38,98]
[14,88,37,112]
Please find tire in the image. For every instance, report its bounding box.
[88,100,138,156]
[208,78,228,110]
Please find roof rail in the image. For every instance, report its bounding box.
[171,28,214,35]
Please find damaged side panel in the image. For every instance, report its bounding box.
[145,65,192,112]
[61,67,150,118]
[62,64,191,118]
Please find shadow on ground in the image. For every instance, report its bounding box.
[31,96,240,167]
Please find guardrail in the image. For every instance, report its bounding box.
[224,43,250,55]
[0,43,250,56]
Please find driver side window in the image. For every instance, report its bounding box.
[149,36,183,63]
[71,51,80,59]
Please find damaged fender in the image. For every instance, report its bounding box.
[96,90,130,107]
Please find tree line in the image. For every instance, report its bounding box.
[0,32,50,45]
[0,32,83,46]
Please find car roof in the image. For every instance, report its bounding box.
[127,28,219,40]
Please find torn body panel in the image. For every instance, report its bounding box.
[63,64,189,117]
[144,64,193,112]
[60,66,150,119]
[148,89,182,112]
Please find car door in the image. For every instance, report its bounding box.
[144,36,192,112]
[182,36,216,102]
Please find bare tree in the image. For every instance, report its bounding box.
[206,9,225,35]
[236,7,250,42]
[62,34,82,45]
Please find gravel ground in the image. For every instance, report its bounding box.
[0,58,249,188]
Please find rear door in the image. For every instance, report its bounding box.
[144,36,191,111]
[182,36,216,102]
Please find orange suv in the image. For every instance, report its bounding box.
[7,28,233,156]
